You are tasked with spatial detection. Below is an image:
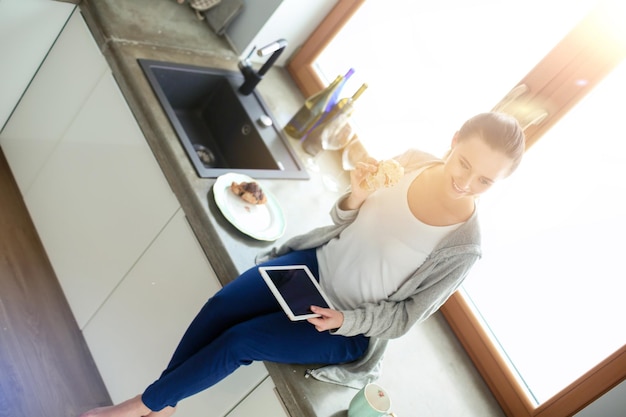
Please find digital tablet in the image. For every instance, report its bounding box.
[258,265,335,321]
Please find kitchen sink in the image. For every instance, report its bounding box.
[138,59,308,179]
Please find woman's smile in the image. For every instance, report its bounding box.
[452,178,470,195]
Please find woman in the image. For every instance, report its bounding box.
[81,112,525,417]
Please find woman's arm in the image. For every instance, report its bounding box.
[339,158,378,211]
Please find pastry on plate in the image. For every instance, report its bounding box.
[230,181,267,205]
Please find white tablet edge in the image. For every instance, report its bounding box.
[258,265,334,321]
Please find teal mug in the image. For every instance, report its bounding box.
[348,383,396,417]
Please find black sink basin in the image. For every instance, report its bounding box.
[139,59,308,179]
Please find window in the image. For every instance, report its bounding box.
[287,1,626,415]
[311,0,593,157]
[463,57,626,403]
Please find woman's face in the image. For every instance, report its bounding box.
[443,134,515,200]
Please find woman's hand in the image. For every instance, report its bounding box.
[340,158,378,210]
[307,306,344,332]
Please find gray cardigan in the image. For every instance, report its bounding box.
[256,151,482,388]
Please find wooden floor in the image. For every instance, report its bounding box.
[0,149,111,417]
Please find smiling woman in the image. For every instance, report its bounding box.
[287,1,626,416]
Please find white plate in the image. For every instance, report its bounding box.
[213,173,286,241]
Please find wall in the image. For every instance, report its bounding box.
[574,379,626,417]
[224,0,281,55]
[224,0,337,66]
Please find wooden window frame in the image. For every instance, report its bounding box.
[286,2,626,416]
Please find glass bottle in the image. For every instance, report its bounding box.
[302,83,368,155]
[283,68,354,139]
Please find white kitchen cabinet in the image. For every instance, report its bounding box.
[0,0,75,130]
[0,8,108,193]
[1,9,176,330]
[225,377,290,417]
[83,209,269,417]
[23,67,180,329]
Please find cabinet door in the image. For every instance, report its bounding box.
[25,70,180,328]
[225,377,290,417]
[83,209,269,417]
[0,9,108,193]
[0,0,75,129]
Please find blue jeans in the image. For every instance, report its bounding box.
[141,248,369,411]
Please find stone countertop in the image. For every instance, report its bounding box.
[79,0,356,416]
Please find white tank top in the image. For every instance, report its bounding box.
[317,168,462,310]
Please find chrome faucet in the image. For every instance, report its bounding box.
[238,39,288,95]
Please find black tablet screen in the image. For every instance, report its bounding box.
[264,268,330,315]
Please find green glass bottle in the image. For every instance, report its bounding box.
[284,69,354,139]
[302,83,368,156]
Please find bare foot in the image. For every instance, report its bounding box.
[147,406,176,417]
[79,395,151,417]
